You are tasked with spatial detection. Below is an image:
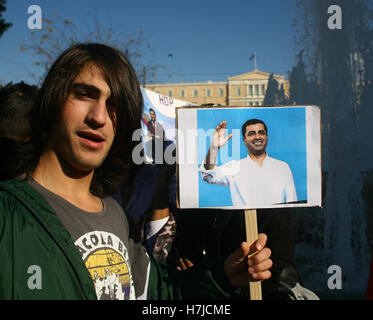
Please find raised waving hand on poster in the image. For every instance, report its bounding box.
[204,120,233,170]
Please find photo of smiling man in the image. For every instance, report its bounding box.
[200,118,298,207]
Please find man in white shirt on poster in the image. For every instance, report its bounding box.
[200,119,298,207]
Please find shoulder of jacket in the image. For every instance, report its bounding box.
[0,180,31,239]
[0,179,47,207]
[0,179,28,209]
[0,178,60,229]
[0,178,32,195]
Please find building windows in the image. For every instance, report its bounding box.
[249,85,253,96]
[261,85,266,96]
[144,71,287,107]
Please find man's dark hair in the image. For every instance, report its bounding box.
[16,43,144,197]
[241,118,268,137]
[0,81,39,140]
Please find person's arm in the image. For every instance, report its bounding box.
[144,162,176,262]
[147,233,272,300]
[149,212,176,265]
[204,121,232,170]
[198,121,234,187]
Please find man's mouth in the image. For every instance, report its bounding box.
[77,131,105,150]
[252,140,263,146]
[77,131,105,142]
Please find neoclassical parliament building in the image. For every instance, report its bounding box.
[144,68,289,107]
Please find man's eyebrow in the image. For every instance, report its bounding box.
[72,82,100,94]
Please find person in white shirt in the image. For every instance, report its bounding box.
[200,119,298,207]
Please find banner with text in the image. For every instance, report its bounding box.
[140,88,196,163]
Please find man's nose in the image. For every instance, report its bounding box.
[87,100,107,127]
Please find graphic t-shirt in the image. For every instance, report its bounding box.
[28,179,149,300]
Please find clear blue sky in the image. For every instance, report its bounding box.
[0,0,298,86]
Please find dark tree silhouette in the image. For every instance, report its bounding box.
[19,13,163,84]
[0,0,12,39]
[263,73,288,105]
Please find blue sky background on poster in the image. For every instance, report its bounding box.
[197,107,307,207]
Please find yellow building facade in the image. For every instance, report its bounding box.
[145,69,288,106]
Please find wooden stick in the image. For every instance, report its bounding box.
[244,209,262,300]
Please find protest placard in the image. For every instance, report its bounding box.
[176,105,321,210]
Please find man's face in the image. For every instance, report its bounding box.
[150,110,156,121]
[46,63,116,172]
[243,123,268,156]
